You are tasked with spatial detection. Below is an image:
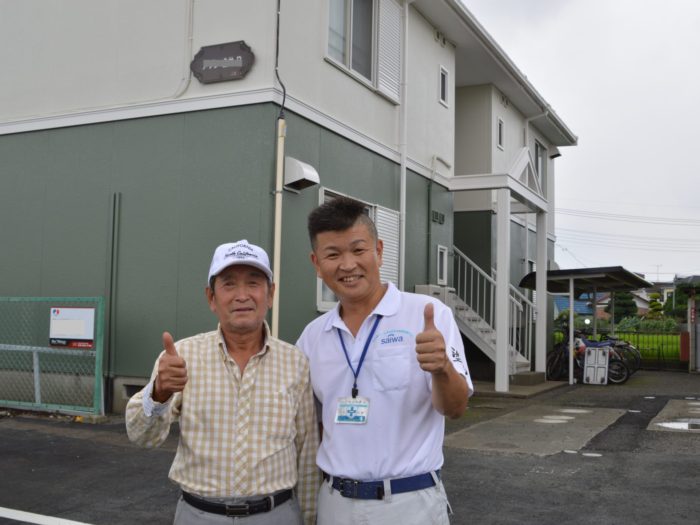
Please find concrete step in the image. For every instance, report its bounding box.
[509,371,546,386]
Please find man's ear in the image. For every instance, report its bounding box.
[376,238,384,267]
[310,251,322,278]
[205,286,216,312]
[267,282,276,307]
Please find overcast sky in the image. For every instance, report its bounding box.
[461,0,700,282]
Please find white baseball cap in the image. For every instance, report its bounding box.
[207,240,273,284]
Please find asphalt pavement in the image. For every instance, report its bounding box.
[2,370,699,525]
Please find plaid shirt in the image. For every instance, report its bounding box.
[125,323,320,525]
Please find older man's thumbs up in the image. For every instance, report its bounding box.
[415,303,449,375]
[153,331,188,403]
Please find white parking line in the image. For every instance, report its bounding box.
[0,507,93,525]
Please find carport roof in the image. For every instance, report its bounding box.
[674,275,700,290]
[518,266,652,297]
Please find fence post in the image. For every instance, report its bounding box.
[33,351,41,404]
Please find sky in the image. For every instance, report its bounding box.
[461,0,700,282]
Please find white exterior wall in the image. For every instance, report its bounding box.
[491,87,526,174]
[0,0,278,123]
[454,85,490,176]
[278,0,398,154]
[1,0,455,176]
[405,8,455,176]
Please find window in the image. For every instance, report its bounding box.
[534,140,546,185]
[316,188,400,311]
[327,0,402,101]
[439,66,449,107]
[437,245,448,286]
[497,118,504,150]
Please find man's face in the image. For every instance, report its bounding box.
[311,221,383,305]
[206,265,274,335]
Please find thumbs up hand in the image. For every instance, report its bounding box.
[153,331,188,403]
[415,303,449,376]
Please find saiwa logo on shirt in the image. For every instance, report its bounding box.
[374,329,413,347]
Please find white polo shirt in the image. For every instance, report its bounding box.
[296,282,473,481]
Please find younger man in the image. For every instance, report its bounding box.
[296,197,473,524]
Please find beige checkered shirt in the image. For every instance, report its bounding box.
[125,323,320,524]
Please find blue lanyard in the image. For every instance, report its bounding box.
[336,315,383,398]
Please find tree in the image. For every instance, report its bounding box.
[646,292,664,320]
[605,291,638,321]
[663,287,694,322]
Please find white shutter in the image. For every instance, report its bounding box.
[375,205,400,285]
[376,0,401,101]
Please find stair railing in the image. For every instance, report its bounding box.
[452,247,496,330]
[452,247,536,364]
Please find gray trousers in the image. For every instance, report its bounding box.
[317,478,451,525]
[173,493,303,525]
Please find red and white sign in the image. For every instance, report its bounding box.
[49,307,95,349]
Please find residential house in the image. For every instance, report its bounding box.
[0,0,577,411]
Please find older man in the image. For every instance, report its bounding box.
[296,197,473,525]
[126,240,320,525]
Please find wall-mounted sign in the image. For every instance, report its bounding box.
[49,307,95,349]
[190,40,254,84]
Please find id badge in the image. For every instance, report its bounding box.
[335,396,369,424]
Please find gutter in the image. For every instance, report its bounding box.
[399,1,416,291]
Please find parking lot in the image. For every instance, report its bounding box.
[2,370,699,525]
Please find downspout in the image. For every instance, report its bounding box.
[271,0,287,338]
[399,1,414,290]
[523,110,547,277]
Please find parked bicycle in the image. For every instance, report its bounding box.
[547,329,631,384]
[600,333,642,372]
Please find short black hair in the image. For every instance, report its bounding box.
[307,196,378,248]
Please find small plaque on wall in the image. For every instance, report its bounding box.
[190,40,255,84]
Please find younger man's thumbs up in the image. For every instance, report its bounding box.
[415,303,449,375]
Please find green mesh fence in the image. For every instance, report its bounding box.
[0,297,105,415]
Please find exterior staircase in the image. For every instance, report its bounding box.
[416,246,538,380]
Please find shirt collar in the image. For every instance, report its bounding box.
[322,282,401,332]
[217,321,271,359]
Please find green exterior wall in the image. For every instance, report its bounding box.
[453,211,492,274]
[1,104,281,379]
[1,103,453,391]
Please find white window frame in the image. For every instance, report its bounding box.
[325,0,402,103]
[315,188,399,312]
[534,140,546,183]
[439,66,449,107]
[497,118,504,150]
[437,245,448,286]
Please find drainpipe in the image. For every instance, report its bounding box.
[271,0,287,338]
[399,1,415,290]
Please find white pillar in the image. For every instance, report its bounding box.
[569,277,575,385]
[495,188,511,392]
[535,210,547,373]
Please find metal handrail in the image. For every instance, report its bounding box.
[452,247,536,366]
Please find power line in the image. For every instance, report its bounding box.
[556,208,700,226]
[556,227,700,245]
[554,243,591,267]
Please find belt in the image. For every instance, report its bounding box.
[323,470,439,500]
[181,489,293,517]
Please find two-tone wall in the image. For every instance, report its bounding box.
[2,1,457,182]
[0,103,451,411]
